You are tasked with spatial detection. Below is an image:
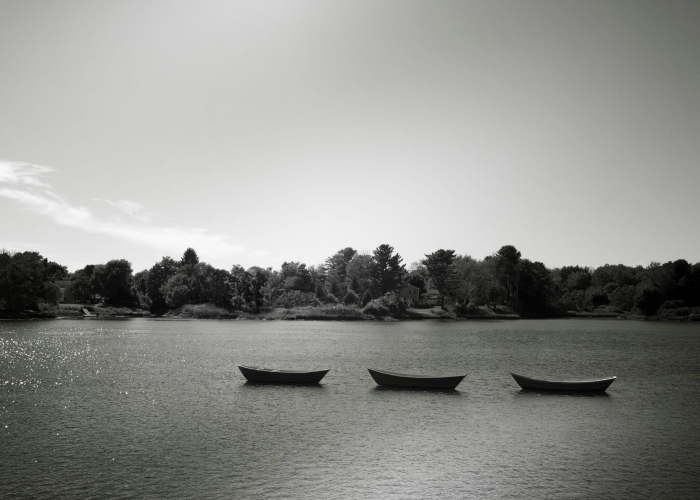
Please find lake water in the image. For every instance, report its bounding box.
[2,318,699,499]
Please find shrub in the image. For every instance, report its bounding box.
[635,285,663,316]
[361,301,390,317]
[585,286,609,307]
[263,304,365,320]
[133,290,152,310]
[453,303,468,316]
[361,292,407,317]
[342,290,360,305]
[454,303,480,317]
[660,299,685,310]
[180,303,237,319]
[274,290,321,308]
[609,285,635,311]
[656,306,700,320]
[161,278,191,308]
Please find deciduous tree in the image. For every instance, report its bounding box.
[160,273,191,308]
[517,260,553,315]
[92,259,134,305]
[0,250,45,310]
[146,257,178,311]
[345,253,372,296]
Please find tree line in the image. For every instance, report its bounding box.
[2,244,699,319]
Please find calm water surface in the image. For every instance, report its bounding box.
[1,319,699,499]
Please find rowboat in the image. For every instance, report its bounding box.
[368,368,466,389]
[510,372,616,391]
[238,365,330,384]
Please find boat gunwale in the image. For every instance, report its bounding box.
[238,364,330,375]
[368,368,466,380]
[367,368,467,379]
[510,372,617,385]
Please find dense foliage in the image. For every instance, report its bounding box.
[2,244,699,319]
[422,249,459,309]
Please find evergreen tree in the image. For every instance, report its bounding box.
[330,279,341,298]
[422,249,459,309]
[368,244,405,296]
[325,247,357,284]
[181,247,199,267]
[350,276,361,294]
[493,245,522,308]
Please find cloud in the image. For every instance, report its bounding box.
[92,198,155,222]
[0,187,91,226]
[0,160,54,187]
[0,159,246,258]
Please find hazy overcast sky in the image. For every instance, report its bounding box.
[1,0,698,272]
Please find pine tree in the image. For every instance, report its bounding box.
[181,247,199,267]
[368,244,405,296]
[422,249,459,309]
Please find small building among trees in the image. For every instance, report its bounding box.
[419,288,455,307]
[48,280,93,304]
[55,280,75,303]
[398,284,420,306]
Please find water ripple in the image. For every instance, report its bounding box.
[1,319,699,499]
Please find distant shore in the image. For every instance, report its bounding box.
[2,302,698,322]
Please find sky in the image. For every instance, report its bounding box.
[1,0,699,273]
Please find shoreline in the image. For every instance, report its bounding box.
[2,306,697,322]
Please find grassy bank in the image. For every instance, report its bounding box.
[259,305,369,321]
[54,303,151,317]
[564,310,621,318]
[165,303,238,319]
[5,302,697,322]
[0,303,151,319]
[404,307,458,320]
[0,308,59,319]
[454,304,521,320]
